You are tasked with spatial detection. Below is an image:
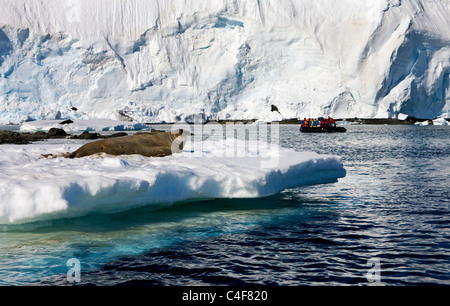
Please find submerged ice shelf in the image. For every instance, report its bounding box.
[0,138,345,224]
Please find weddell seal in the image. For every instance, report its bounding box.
[46,130,186,159]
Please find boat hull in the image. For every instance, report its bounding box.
[300,126,347,133]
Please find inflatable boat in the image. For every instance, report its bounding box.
[300,117,347,133]
[300,126,347,133]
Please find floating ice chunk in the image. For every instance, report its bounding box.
[0,139,346,224]
[432,118,449,126]
[415,120,430,126]
[19,119,150,132]
[398,113,408,121]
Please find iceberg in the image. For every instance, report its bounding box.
[432,118,449,126]
[0,0,448,124]
[0,137,346,224]
[415,118,449,126]
[415,120,429,126]
[19,119,149,133]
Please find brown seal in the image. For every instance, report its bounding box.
[64,129,186,158]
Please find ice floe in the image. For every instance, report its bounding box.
[0,136,346,224]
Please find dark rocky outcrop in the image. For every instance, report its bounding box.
[0,128,67,144]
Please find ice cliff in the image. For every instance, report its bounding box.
[0,0,449,124]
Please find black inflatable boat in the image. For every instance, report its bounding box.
[300,125,347,133]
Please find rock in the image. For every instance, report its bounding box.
[0,129,69,145]
[71,131,101,140]
[59,119,74,125]
[47,128,67,137]
[0,130,30,144]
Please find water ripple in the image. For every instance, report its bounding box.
[4,125,450,286]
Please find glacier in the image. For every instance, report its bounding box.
[0,0,449,124]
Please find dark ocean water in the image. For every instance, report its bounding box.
[1,124,449,286]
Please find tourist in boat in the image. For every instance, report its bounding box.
[328,117,336,128]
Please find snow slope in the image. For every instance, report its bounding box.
[0,0,449,123]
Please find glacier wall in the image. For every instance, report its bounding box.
[0,0,449,124]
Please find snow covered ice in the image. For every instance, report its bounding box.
[0,125,346,224]
[20,119,149,132]
[432,118,449,126]
[0,0,449,124]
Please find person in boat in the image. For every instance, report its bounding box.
[328,117,336,128]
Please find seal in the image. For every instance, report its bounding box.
[64,129,186,158]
